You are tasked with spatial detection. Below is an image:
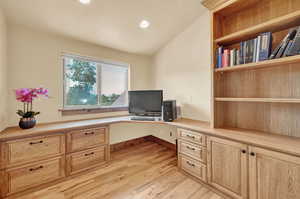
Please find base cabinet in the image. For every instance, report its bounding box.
[0,126,110,198]
[1,156,65,196]
[178,154,207,182]
[66,145,108,175]
[249,147,300,199]
[178,129,300,199]
[207,137,248,199]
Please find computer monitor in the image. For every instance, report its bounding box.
[128,90,163,116]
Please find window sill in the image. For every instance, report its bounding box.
[59,107,128,116]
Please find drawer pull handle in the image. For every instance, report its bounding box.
[186,161,195,167]
[29,166,43,171]
[186,146,196,151]
[250,152,256,156]
[85,132,95,135]
[241,149,247,154]
[85,152,95,156]
[29,140,43,145]
[186,135,196,139]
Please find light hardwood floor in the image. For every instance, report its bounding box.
[10,141,225,199]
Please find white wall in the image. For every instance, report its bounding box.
[151,10,211,143]
[7,24,152,127]
[152,11,211,121]
[4,9,211,145]
[6,24,154,144]
[0,9,7,131]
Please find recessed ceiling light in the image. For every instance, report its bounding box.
[139,20,150,29]
[78,0,91,5]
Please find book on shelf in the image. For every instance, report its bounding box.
[215,46,223,68]
[258,32,272,61]
[222,49,230,67]
[230,50,233,66]
[282,40,294,57]
[255,36,261,62]
[253,38,257,62]
[286,26,300,57]
[239,42,244,65]
[270,28,297,59]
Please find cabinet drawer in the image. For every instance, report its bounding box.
[66,146,108,175]
[67,127,108,152]
[179,154,207,182]
[178,140,206,163]
[177,128,206,146]
[3,156,65,196]
[1,134,65,168]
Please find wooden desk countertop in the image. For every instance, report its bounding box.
[1,116,300,157]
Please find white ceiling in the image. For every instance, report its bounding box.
[0,0,205,55]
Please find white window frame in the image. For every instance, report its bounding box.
[62,53,129,111]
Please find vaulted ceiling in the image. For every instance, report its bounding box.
[0,0,205,55]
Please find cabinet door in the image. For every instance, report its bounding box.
[207,137,248,199]
[249,147,300,199]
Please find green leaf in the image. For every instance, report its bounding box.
[16,110,25,117]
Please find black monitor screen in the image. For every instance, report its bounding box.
[128,90,163,116]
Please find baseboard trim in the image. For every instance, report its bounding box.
[110,135,176,152]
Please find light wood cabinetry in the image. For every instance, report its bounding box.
[2,156,65,196]
[178,140,206,163]
[0,134,65,168]
[177,128,208,183]
[178,128,206,146]
[66,126,110,176]
[200,0,300,196]
[207,137,248,199]
[0,125,110,198]
[178,154,207,182]
[66,145,108,175]
[178,128,300,199]
[67,127,108,152]
[206,0,300,139]
[249,147,300,199]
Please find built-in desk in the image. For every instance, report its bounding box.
[1,116,300,198]
[1,116,300,156]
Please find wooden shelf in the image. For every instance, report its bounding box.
[215,10,300,45]
[215,98,300,103]
[214,54,300,73]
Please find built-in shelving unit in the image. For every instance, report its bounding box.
[211,0,300,138]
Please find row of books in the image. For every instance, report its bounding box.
[216,32,272,68]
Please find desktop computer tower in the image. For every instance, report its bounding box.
[163,100,177,122]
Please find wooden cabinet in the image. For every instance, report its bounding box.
[178,140,206,163]
[67,127,108,153]
[177,128,207,183]
[249,147,300,199]
[0,125,110,198]
[0,134,65,168]
[2,156,65,196]
[66,126,110,176]
[177,128,206,146]
[66,146,108,175]
[207,137,248,199]
[178,154,207,182]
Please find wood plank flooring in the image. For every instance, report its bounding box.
[10,141,226,199]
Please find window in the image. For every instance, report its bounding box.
[63,54,129,111]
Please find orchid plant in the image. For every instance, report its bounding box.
[15,88,49,118]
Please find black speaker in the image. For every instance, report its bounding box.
[163,100,177,122]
